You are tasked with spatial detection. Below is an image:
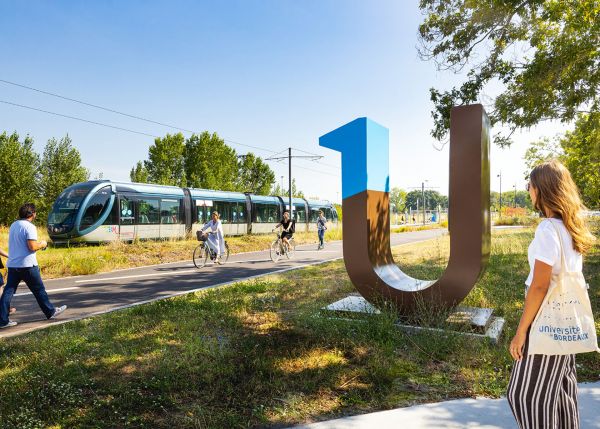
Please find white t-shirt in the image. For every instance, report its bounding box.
[526,218,582,288]
[7,219,38,268]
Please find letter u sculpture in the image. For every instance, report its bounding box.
[320,104,491,314]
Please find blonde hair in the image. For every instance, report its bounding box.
[211,211,220,220]
[529,159,595,254]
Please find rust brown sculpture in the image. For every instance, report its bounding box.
[319,104,490,313]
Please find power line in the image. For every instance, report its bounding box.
[292,146,340,170]
[0,78,196,133]
[0,78,278,155]
[0,78,348,178]
[0,99,341,179]
[0,100,159,138]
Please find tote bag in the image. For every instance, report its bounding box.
[528,222,600,355]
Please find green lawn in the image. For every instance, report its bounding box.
[0,225,598,428]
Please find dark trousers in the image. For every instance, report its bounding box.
[318,229,325,246]
[0,266,55,325]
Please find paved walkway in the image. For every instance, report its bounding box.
[0,229,446,338]
[290,381,600,429]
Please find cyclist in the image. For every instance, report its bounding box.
[272,210,295,252]
[201,211,225,260]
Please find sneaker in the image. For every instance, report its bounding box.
[50,305,67,319]
[0,321,17,329]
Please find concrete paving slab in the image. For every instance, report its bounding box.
[289,381,600,429]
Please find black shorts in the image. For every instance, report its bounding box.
[281,231,293,241]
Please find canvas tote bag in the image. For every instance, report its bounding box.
[528,221,600,355]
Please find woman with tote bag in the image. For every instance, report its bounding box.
[507,159,598,429]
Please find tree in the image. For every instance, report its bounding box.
[271,178,305,198]
[523,137,564,178]
[236,153,275,195]
[405,189,446,210]
[130,161,148,183]
[0,132,40,225]
[390,187,407,212]
[145,133,186,186]
[38,135,89,222]
[561,114,600,209]
[522,113,599,209]
[419,1,600,147]
[184,132,237,190]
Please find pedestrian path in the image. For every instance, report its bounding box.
[290,381,600,429]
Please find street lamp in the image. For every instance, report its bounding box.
[514,184,517,208]
[497,172,502,218]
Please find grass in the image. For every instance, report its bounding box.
[0,224,598,428]
[493,216,540,227]
[0,226,344,279]
[391,220,447,234]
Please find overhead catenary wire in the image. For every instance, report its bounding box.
[0,78,278,155]
[0,100,160,138]
[0,78,342,178]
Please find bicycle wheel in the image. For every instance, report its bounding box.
[270,239,281,262]
[286,238,296,259]
[217,242,230,265]
[193,244,209,268]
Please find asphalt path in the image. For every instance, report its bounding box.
[0,229,447,338]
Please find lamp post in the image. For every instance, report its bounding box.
[514,184,517,208]
[497,172,502,218]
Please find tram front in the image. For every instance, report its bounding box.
[47,181,116,244]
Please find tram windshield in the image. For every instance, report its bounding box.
[47,182,96,233]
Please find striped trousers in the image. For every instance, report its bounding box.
[507,335,579,429]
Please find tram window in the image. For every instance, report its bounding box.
[295,205,306,222]
[212,201,231,224]
[81,186,112,229]
[254,203,279,223]
[103,199,119,225]
[310,209,320,222]
[323,208,333,221]
[120,198,134,225]
[197,206,206,224]
[138,199,159,224]
[236,203,246,224]
[160,199,180,224]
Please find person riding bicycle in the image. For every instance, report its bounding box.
[201,211,225,260]
[272,211,295,251]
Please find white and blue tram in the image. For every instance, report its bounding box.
[47,180,338,244]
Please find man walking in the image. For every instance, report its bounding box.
[0,203,67,328]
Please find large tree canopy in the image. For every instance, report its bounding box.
[525,113,600,209]
[419,0,600,146]
[38,135,89,222]
[0,132,40,224]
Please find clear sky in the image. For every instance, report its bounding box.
[0,0,569,203]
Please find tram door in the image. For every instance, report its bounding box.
[118,196,136,241]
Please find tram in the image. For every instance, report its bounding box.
[47,180,338,244]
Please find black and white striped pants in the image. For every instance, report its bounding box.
[507,335,579,429]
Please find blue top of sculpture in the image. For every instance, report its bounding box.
[319,117,390,200]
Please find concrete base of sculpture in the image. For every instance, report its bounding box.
[322,295,505,343]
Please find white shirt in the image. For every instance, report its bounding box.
[7,219,38,268]
[526,218,582,288]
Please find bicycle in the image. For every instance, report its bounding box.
[193,231,230,269]
[270,230,295,262]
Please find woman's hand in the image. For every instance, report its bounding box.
[509,330,527,361]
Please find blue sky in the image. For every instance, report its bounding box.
[0,1,567,202]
